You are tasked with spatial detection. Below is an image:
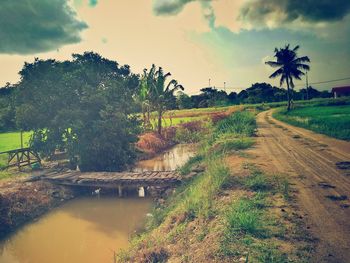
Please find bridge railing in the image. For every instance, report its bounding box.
[0,147,41,170]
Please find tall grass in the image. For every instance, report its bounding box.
[215,111,256,137]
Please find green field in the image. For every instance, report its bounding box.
[274,105,350,140]
[0,131,32,152]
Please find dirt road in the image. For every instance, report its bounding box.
[250,110,350,263]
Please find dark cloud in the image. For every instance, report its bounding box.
[240,0,350,26]
[153,0,215,28]
[153,0,195,15]
[0,0,88,54]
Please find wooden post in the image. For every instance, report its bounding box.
[16,152,20,170]
[118,185,123,197]
[20,131,23,149]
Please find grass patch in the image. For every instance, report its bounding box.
[274,104,350,140]
[215,111,256,137]
[179,155,204,175]
[0,170,29,180]
[211,136,255,155]
[0,131,32,152]
[226,197,265,236]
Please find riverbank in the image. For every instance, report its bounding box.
[119,110,314,262]
[0,173,75,238]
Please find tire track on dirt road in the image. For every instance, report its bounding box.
[249,110,350,263]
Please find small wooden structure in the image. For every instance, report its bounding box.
[0,147,41,169]
[41,169,181,196]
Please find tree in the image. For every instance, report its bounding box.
[146,65,184,135]
[265,45,310,111]
[176,91,193,109]
[15,52,141,171]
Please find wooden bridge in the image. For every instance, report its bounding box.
[40,169,182,196]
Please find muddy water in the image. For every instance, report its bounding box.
[0,144,196,263]
[133,143,196,172]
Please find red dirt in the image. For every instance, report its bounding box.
[248,110,350,263]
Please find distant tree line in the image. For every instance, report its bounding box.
[175,83,332,109]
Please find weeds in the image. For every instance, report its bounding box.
[179,155,204,175]
[215,111,256,137]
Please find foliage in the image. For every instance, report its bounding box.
[265,44,310,111]
[15,52,141,171]
[274,104,350,140]
[215,111,256,137]
[0,83,17,132]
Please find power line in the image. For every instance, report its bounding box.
[297,76,350,86]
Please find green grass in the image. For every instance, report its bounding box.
[274,104,350,140]
[150,116,205,128]
[215,111,256,137]
[0,131,32,152]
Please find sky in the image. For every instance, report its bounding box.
[0,0,349,94]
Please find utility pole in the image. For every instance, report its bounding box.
[224,82,226,93]
[306,72,309,100]
[209,78,211,87]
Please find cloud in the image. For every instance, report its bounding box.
[153,0,195,15]
[0,0,88,55]
[153,0,215,29]
[239,0,350,28]
[89,0,98,7]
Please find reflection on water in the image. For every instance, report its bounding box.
[0,144,196,263]
[133,144,196,172]
[0,197,152,263]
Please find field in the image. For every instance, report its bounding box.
[0,131,32,152]
[274,104,350,140]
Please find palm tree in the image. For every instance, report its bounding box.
[265,44,310,111]
[148,65,184,135]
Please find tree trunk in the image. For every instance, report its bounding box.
[286,76,291,111]
[142,104,147,127]
[147,105,150,126]
[157,108,162,135]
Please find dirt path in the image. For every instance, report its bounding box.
[249,110,350,263]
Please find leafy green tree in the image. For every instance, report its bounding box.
[15,52,141,171]
[176,91,193,109]
[0,83,16,131]
[265,45,310,111]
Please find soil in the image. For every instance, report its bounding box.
[248,109,350,263]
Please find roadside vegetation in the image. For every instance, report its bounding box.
[274,99,350,140]
[118,110,312,262]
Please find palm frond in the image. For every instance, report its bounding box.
[265,61,282,67]
[295,63,310,71]
[269,68,284,79]
[293,45,300,52]
[292,56,310,64]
